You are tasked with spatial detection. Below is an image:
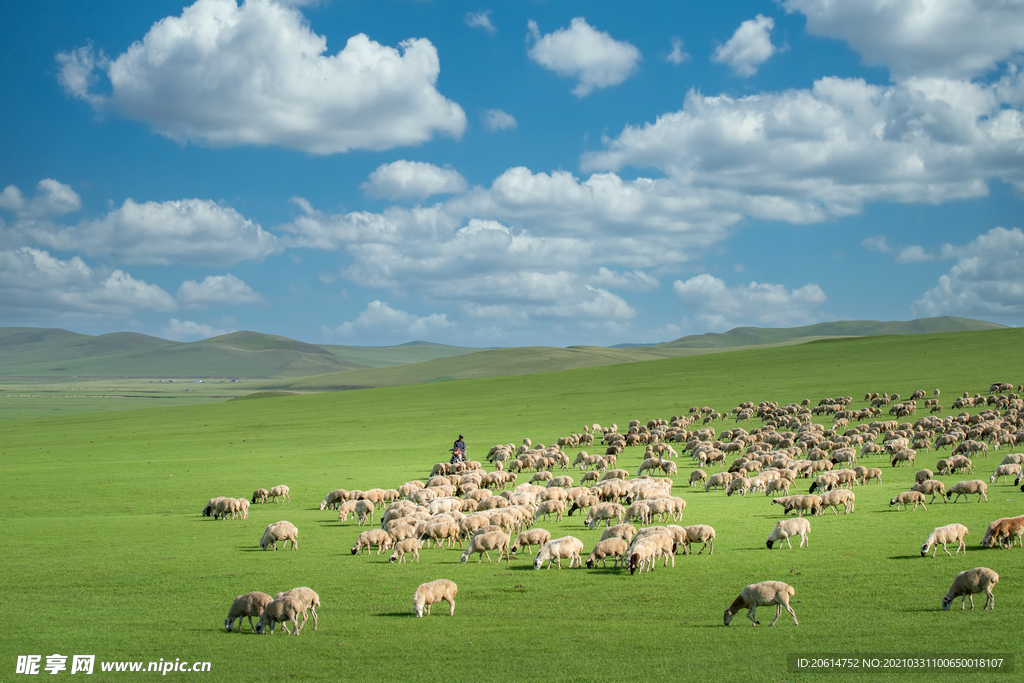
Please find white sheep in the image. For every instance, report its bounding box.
[260,521,298,550]
[254,595,303,635]
[274,587,320,631]
[268,485,290,503]
[251,489,269,504]
[948,480,988,503]
[351,529,392,555]
[533,536,584,569]
[941,567,999,610]
[990,463,1021,483]
[533,499,565,522]
[585,503,625,530]
[820,488,855,515]
[319,489,348,510]
[889,491,927,511]
[586,538,629,568]
[510,528,551,555]
[382,534,419,560]
[460,530,511,563]
[413,579,457,617]
[355,499,375,526]
[689,469,707,487]
[680,525,716,555]
[921,524,969,557]
[723,581,798,626]
[599,523,637,544]
[225,591,273,632]
[911,480,948,503]
[766,518,810,549]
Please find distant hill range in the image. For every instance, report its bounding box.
[0,316,1006,383]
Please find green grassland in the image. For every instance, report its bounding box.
[2,328,1023,682]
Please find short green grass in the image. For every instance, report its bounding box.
[2,328,1022,682]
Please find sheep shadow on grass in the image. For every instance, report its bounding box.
[888,554,927,560]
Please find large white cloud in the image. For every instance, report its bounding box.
[163,318,234,340]
[22,197,281,266]
[673,273,827,330]
[914,226,1024,318]
[328,300,453,339]
[56,0,466,154]
[0,247,176,320]
[177,274,264,307]
[0,179,82,219]
[527,17,641,97]
[361,161,468,201]
[712,14,779,77]
[583,75,1024,216]
[784,0,1024,80]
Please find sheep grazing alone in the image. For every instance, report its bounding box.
[254,595,304,635]
[680,525,716,555]
[586,537,629,568]
[942,567,999,611]
[225,591,273,632]
[948,480,988,503]
[921,523,969,557]
[274,587,320,631]
[767,518,810,549]
[260,521,298,550]
[268,485,290,503]
[413,579,457,617]
[460,531,511,564]
[534,536,584,570]
[723,581,798,627]
[889,491,927,512]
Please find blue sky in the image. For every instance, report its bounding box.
[1,0,1022,346]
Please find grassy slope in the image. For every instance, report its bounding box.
[320,341,482,368]
[3,327,1023,682]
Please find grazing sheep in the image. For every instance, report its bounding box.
[911,480,948,503]
[274,588,320,632]
[941,568,999,610]
[337,500,360,522]
[820,489,855,515]
[420,521,463,549]
[891,449,916,468]
[980,516,1024,549]
[510,528,551,555]
[351,529,392,555]
[413,579,458,617]
[566,494,600,517]
[627,535,676,574]
[765,478,792,497]
[990,463,1021,484]
[251,489,269,504]
[533,499,565,522]
[766,518,810,549]
[268,485,290,503]
[599,523,637,544]
[689,469,707,487]
[389,538,423,564]
[534,536,584,569]
[585,503,625,530]
[225,592,273,632]
[355,499,375,526]
[948,480,988,503]
[202,497,226,518]
[586,537,630,568]
[680,525,716,555]
[705,472,735,492]
[723,581,798,627]
[921,524,969,557]
[460,531,511,564]
[260,521,298,551]
[915,469,933,484]
[776,494,823,517]
[319,489,348,510]
[859,467,883,485]
[254,595,304,635]
[889,491,927,512]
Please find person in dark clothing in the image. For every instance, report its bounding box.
[451,434,466,463]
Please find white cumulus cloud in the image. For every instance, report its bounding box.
[915,226,1024,318]
[784,0,1024,80]
[482,109,517,131]
[56,0,466,154]
[0,247,176,321]
[361,161,468,201]
[466,11,495,35]
[527,17,641,97]
[673,273,827,330]
[177,274,264,307]
[22,198,281,266]
[712,14,779,77]
[0,179,82,219]
[666,37,690,65]
[330,300,453,339]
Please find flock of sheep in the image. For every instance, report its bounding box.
[208,382,1022,629]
